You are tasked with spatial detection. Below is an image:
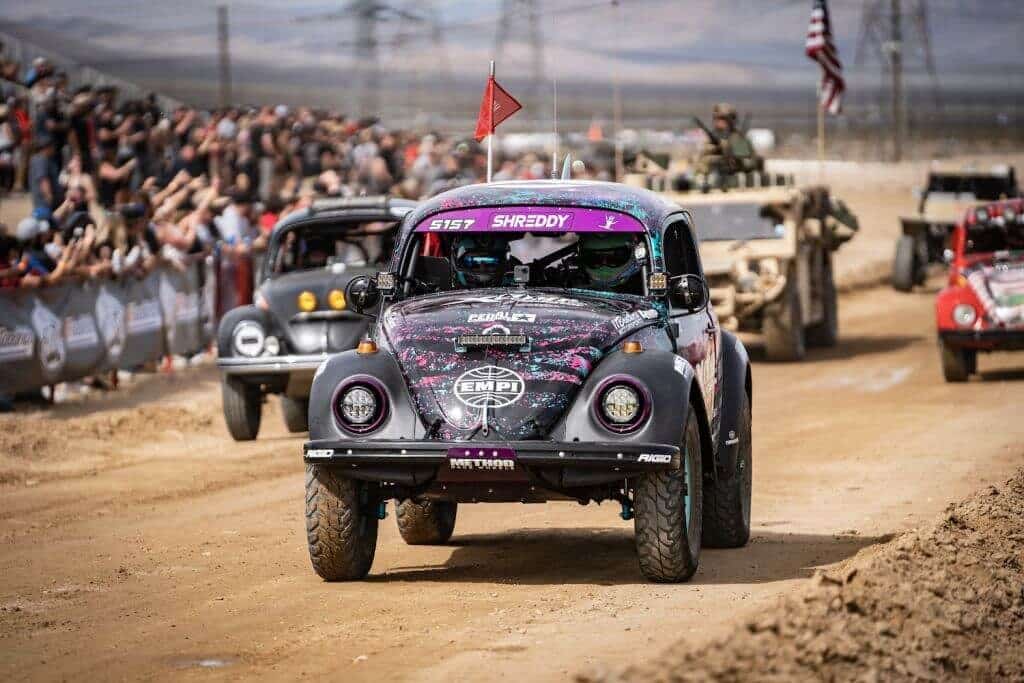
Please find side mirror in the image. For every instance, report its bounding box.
[672,274,709,312]
[345,275,380,314]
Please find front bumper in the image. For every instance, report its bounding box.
[217,354,328,376]
[940,328,1024,352]
[303,439,680,477]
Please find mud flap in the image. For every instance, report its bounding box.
[714,331,751,480]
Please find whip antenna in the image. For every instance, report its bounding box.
[551,78,558,178]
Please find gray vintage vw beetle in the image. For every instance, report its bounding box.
[216,197,416,440]
[302,181,754,583]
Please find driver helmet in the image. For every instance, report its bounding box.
[578,233,641,289]
[451,234,510,287]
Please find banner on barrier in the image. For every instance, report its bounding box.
[0,260,216,395]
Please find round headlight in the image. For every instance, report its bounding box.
[342,387,377,424]
[333,377,388,434]
[297,291,317,312]
[603,385,640,424]
[952,303,977,328]
[232,321,265,357]
[328,289,347,310]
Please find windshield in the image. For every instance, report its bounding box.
[688,203,785,242]
[404,207,652,296]
[927,174,1016,201]
[268,221,397,276]
[966,222,1024,255]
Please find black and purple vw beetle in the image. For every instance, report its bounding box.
[303,180,753,583]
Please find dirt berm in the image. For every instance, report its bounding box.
[585,469,1024,683]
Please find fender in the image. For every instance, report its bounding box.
[217,305,271,357]
[714,330,751,479]
[550,349,709,459]
[307,349,424,441]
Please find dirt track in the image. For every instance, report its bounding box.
[1,280,1023,682]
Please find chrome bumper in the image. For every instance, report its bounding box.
[217,354,329,376]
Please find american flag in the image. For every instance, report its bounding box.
[805,0,845,115]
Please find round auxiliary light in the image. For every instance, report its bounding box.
[263,335,280,356]
[952,303,977,328]
[603,385,640,425]
[975,208,990,223]
[342,387,377,425]
[333,377,388,433]
[232,321,265,357]
[297,290,317,312]
[328,289,347,310]
[1004,207,1017,222]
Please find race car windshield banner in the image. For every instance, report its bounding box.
[416,207,646,234]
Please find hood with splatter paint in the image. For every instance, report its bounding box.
[380,288,663,440]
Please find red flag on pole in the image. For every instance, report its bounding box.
[474,75,522,141]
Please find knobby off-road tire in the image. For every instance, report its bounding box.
[305,464,378,581]
[763,270,806,362]
[396,499,458,545]
[892,234,918,292]
[940,340,976,383]
[702,389,752,548]
[221,376,261,441]
[805,253,839,348]
[633,404,703,583]
[280,396,309,433]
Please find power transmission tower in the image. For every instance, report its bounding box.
[217,5,232,108]
[494,0,545,117]
[855,0,941,161]
[299,2,451,118]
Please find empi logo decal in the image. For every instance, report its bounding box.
[454,365,525,409]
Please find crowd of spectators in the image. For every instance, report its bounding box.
[0,48,580,291]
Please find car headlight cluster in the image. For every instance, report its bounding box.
[233,321,265,358]
[595,377,650,434]
[952,303,977,328]
[333,377,388,434]
[232,321,280,357]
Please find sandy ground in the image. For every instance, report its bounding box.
[1,279,1023,681]
[596,470,1024,682]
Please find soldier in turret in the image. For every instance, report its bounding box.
[694,103,760,178]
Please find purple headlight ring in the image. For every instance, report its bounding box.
[332,374,389,435]
[592,374,652,434]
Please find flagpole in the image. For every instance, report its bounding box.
[817,81,825,181]
[487,60,495,183]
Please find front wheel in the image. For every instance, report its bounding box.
[762,270,806,362]
[221,376,262,441]
[892,234,918,292]
[305,465,379,580]
[396,499,458,545]
[633,403,703,583]
[280,396,309,433]
[805,253,838,348]
[940,340,976,383]
[702,389,752,548]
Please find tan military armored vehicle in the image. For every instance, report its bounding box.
[660,184,858,361]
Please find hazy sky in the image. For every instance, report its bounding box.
[2,0,1022,94]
